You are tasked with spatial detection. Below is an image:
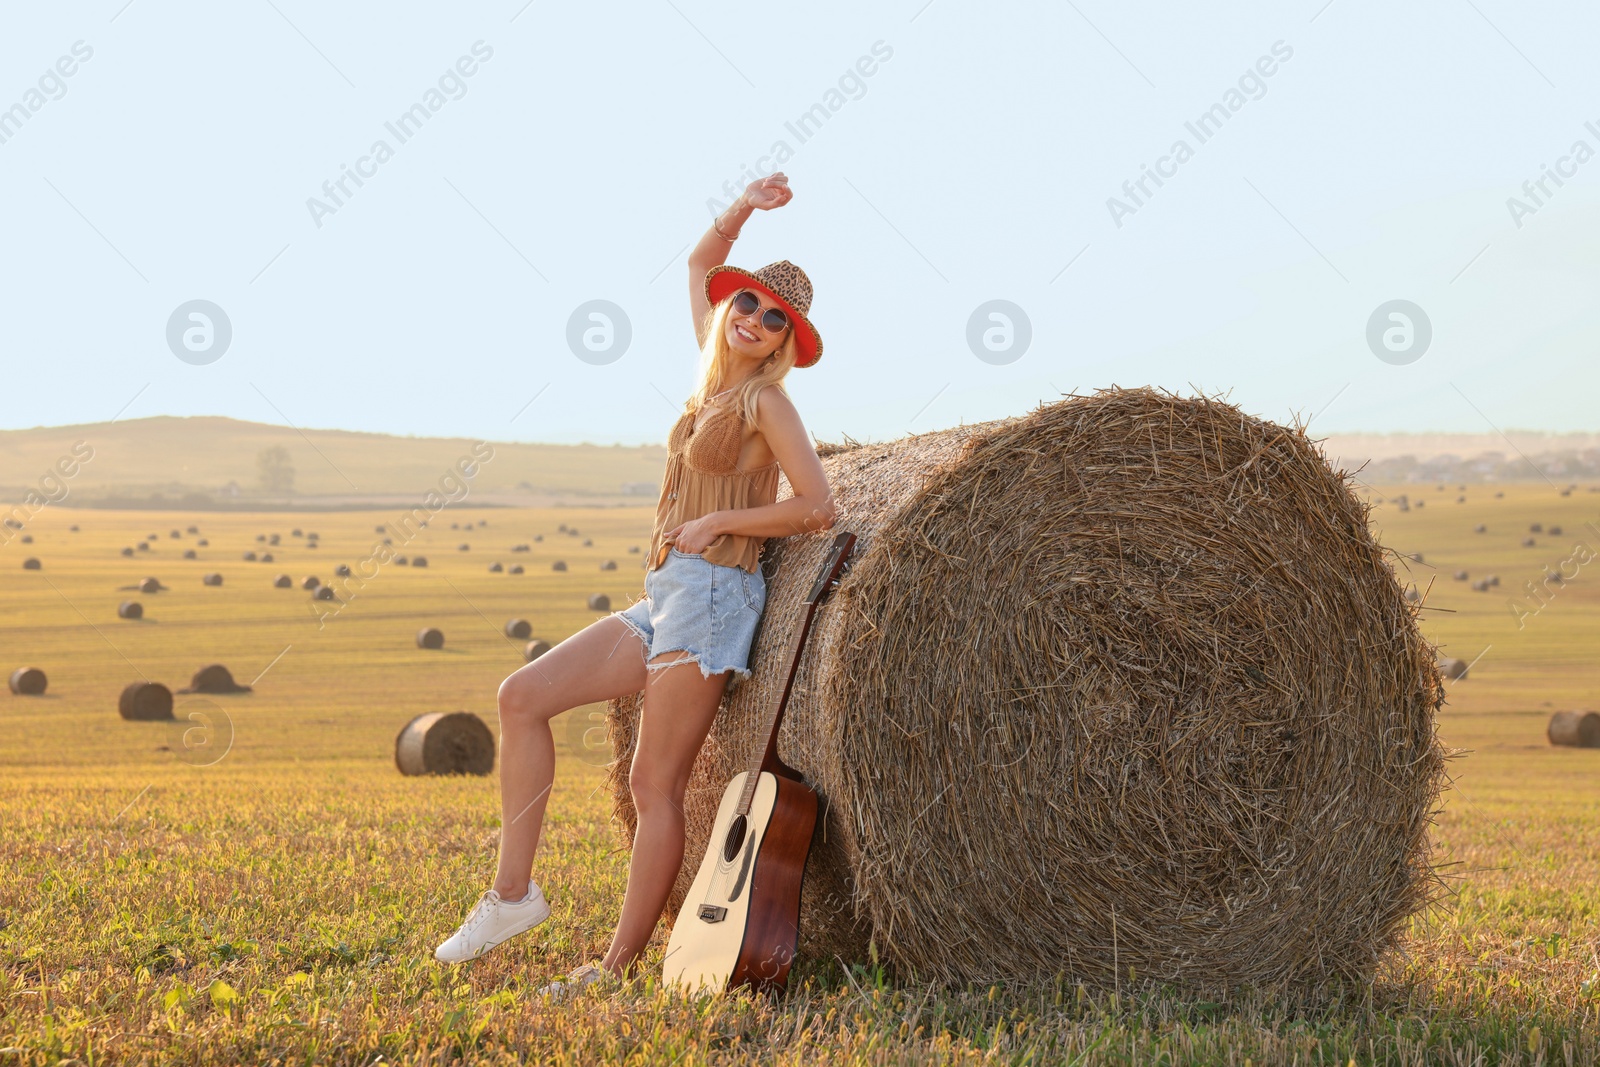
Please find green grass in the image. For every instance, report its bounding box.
[2,487,1599,1065]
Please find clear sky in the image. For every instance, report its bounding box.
[3,1,1597,445]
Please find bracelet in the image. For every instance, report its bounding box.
[712,213,741,242]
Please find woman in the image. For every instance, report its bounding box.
[434,172,837,999]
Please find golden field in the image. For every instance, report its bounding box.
[1,481,1598,1065]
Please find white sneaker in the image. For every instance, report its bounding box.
[433,884,551,964]
[536,961,616,1002]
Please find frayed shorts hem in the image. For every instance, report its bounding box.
[612,608,755,689]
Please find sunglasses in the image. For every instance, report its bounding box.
[731,289,791,334]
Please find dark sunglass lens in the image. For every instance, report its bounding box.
[732,291,760,315]
[763,309,789,333]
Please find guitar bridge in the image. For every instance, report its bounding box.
[697,904,728,923]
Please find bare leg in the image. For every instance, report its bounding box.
[493,615,649,900]
[600,650,731,976]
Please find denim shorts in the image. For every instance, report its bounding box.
[612,547,768,688]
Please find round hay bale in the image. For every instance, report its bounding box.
[1438,657,1468,680]
[604,388,1447,993]
[313,585,336,601]
[458,543,470,551]
[183,549,198,560]
[1474,524,1486,533]
[268,533,281,546]
[1550,524,1564,536]
[628,545,640,553]
[558,523,568,532]
[394,711,495,775]
[255,534,266,542]
[1404,587,1421,602]
[301,576,320,590]
[136,542,150,551]
[1471,579,1489,592]
[20,535,32,544]
[534,534,543,542]
[260,553,274,563]
[1522,537,1537,547]
[117,600,143,620]
[21,558,40,571]
[273,574,292,588]
[138,577,161,594]
[601,560,618,571]
[1453,570,1469,581]
[197,539,209,547]
[293,528,303,537]
[504,618,532,639]
[524,639,551,662]
[411,556,428,568]
[489,562,504,573]
[243,551,257,561]
[508,564,524,575]
[307,541,318,550]
[335,564,351,577]
[307,531,319,540]
[121,547,134,557]
[71,525,80,532]
[1547,710,1600,748]
[119,681,173,721]
[587,593,611,611]
[394,556,409,565]
[552,560,567,572]
[1487,574,1501,586]
[182,664,251,694]
[202,572,223,586]
[187,525,200,534]
[1530,522,1543,533]
[375,524,386,533]
[416,627,445,650]
[583,538,593,547]
[9,667,47,696]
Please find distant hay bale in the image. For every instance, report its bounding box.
[307,531,320,541]
[119,681,173,721]
[587,593,611,611]
[1530,523,1543,533]
[301,576,320,590]
[121,547,134,557]
[1550,525,1564,536]
[273,574,293,588]
[375,525,386,533]
[117,601,143,620]
[136,542,150,551]
[504,618,532,639]
[307,542,319,550]
[601,560,618,571]
[187,525,199,534]
[181,664,251,694]
[293,528,303,537]
[508,564,524,575]
[1487,574,1501,586]
[628,545,640,553]
[416,627,445,650]
[261,553,275,563]
[20,535,32,544]
[458,543,470,551]
[243,551,257,561]
[1474,524,1486,533]
[534,534,543,542]
[268,534,280,545]
[1438,657,1469,680]
[412,556,428,568]
[8,667,47,696]
[70,525,79,532]
[525,639,551,662]
[1471,579,1489,592]
[1453,570,1469,581]
[256,534,266,542]
[1404,587,1421,602]
[604,388,1448,993]
[512,544,530,553]
[335,564,351,577]
[583,538,593,547]
[1547,710,1600,748]
[138,577,161,594]
[183,549,198,560]
[197,539,209,547]
[552,561,567,572]
[202,573,223,586]
[394,711,495,775]
[489,562,504,573]
[22,558,40,571]
[395,556,409,566]
[313,585,336,601]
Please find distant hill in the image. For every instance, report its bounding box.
[0,416,670,509]
[1315,431,1600,485]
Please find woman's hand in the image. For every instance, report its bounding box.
[743,172,792,211]
[664,514,724,554]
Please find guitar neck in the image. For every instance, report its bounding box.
[734,531,855,816]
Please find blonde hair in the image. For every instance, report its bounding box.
[688,294,798,429]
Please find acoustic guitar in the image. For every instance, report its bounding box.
[663,530,857,995]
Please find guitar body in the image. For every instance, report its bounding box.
[664,769,819,995]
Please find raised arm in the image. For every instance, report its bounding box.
[688,172,793,348]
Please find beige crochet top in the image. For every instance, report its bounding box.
[646,391,781,574]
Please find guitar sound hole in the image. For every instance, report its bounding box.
[723,815,747,863]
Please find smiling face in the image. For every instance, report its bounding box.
[723,289,792,361]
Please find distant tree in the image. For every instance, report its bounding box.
[258,446,295,494]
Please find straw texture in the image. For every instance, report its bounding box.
[605,387,1448,992]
